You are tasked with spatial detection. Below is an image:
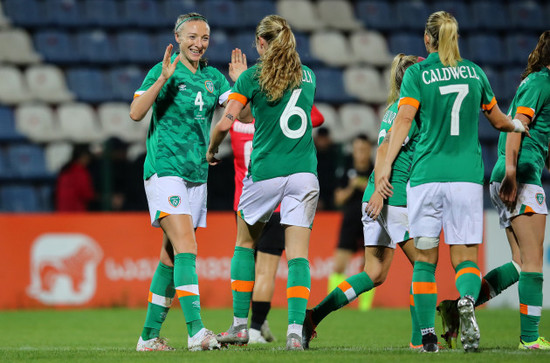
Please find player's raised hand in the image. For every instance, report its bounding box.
[161,44,180,81]
[229,48,247,82]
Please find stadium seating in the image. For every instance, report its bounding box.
[3,0,45,28]
[317,0,362,31]
[239,0,277,28]
[46,0,81,28]
[466,34,505,66]
[343,66,387,105]
[338,104,380,142]
[109,67,146,102]
[294,32,319,66]
[66,68,112,103]
[76,30,117,64]
[116,31,156,64]
[153,32,179,58]
[478,112,500,143]
[509,0,544,31]
[0,66,32,105]
[0,2,11,28]
[0,148,10,179]
[501,67,524,102]
[314,67,355,104]
[313,103,345,143]
[505,34,539,66]
[310,30,355,67]
[6,143,51,179]
[277,0,323,32]
[430,1,473,32]
[45,142,73,173]
[350,30,393,67]
[163,0,198,24]
[24,65,75,104]
[395,1,431,31]
[81,0,121,28]
[388,33,427,58]
[15,103,60,143]
[97,102,148,143]
[121,0,166,28]
[198,0,240,29]
[57,103,104,143]
[205,30,235,65]
[34,30,77,64]
[354,0,393,31]
[481,143,498,180]
[471,1,508,31]
[0,28,42,64]
[0,107,24,142]
[0,185,41,212]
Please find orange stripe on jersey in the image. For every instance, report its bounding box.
[455,267,481,281]
[412,282,437,294]
[482,97,497,111]
[228,92,248,106]
[148,291,153,303]
[176,290,198,298]
[398,97,420,109]
[520,303,528,315]
[516,106,535,118]
[287,286,310,299]
[231,280,254,292]
[338,280,352,292]
[158,211,170,219]
[133,93,140,99]
[409,294,415,306]
[524,205,535,214]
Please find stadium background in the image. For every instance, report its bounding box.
[0,0,549,310]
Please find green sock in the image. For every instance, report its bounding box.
[174,253,204,337]
[231,246,255,319]
[411,261,437,335]
[409,285,422,346]
[327,272,347,294]
[519,272,543,342]
[141,262,175,340]
[312,271,374,325]
[287,258,311,325]
[476,261,520,306]
[454,260,481,302]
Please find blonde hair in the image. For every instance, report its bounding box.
[425,11,461,67]
[386,53,419,108]
[521,30,550,80]
[255,15,302,102]
[174,12,209,67]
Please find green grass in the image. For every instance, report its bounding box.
[1,308,549,362]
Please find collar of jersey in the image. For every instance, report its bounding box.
[172,52,203,75]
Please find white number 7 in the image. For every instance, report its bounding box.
[439,84,469,136]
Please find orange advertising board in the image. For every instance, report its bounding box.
[0,212,482,309]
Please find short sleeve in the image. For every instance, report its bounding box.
[398,66,421,109]
[216,71,231,105]
[134,63,162,98]
[477,66,496,111]
[514,78,546,119]
[230,68,256,104]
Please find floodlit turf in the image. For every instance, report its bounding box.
[1,308,549,362]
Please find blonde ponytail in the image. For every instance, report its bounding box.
[386,53,418,108]
[425,11,461,67]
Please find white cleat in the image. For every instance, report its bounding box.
[261,320,276,342]
[136,336,175,351]
[188,329,221,351]
[458,296,480,352]
[248,328,268,344]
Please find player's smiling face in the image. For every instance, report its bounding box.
[176,20,210,66]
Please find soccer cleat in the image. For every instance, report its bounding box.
[420,333,439,353]
[248,328,267,344]
[188,329,221,351]
[302,309,317,350]
[457,296,480,352]
[286,333,304,350]
[409,342,423,350]
[518,336,550,350]
[136,336,175,351]
[216,324,249,346]
[437,299,459,349]
[261,320,276,342]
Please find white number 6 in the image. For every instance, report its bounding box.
[280,89,307,139]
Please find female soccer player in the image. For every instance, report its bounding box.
[130,13,236,352]
[489,30,550,350]
[377,11,529,352]
[303,54,423,350]
[207,15,319,351]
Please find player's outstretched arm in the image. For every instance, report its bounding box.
[207,99,245,165]
[485,104,530,136]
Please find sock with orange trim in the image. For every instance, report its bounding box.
[141,262,175,340]
[409,284,422,347]
[312,271,373,325]
[519,271,543,342]
[475,261,520,306]
[411,261,437,336]
[287,257,311,329]
[174,253,204,337]
[231,246,255,323]
[454,260,481,302]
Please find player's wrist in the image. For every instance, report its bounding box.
[511,118,525,133]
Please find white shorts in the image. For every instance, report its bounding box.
[238,173,319,228]
[361,202,410,249]
[407,182,483,245]
[490,182,548,228]
[144,174,207,228]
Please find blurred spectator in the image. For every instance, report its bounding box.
[315,127,339,210]
[55,144,95,211]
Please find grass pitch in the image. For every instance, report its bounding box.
[1,307,549,362]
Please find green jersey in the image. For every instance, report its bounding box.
[363,102,419,206]
[399,52,496,186]
[490,67,550,186]
[230,64,317,181]
[136,53,231,183]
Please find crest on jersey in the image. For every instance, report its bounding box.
[205,80,214,93]
[169,195,181,207]
[536,193,544,205]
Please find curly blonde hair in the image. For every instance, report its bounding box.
[386,53,419,109]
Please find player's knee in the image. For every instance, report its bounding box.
[414,236,439,250]
[364,268,386,286]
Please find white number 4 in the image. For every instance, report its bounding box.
[439,84,468,136]
[194,91,204,111]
